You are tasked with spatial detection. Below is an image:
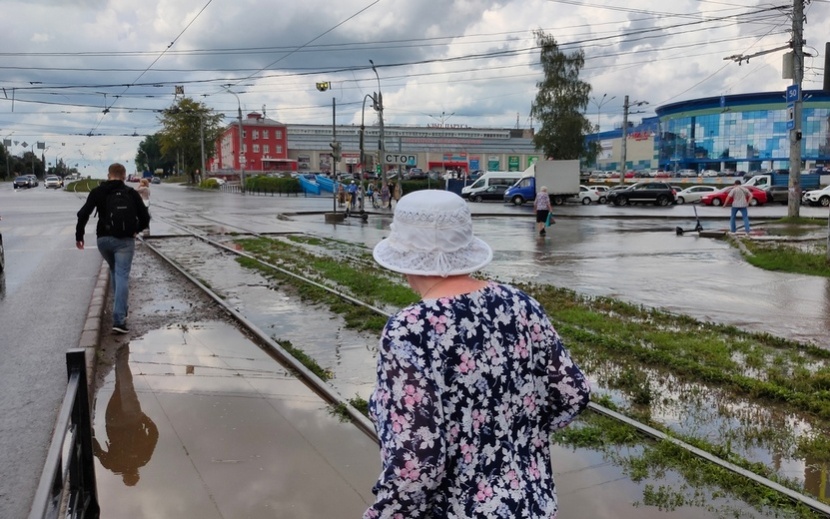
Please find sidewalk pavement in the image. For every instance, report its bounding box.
[83,244,380,518]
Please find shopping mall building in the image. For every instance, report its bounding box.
[209,113,541,176]
[208,90,829,176]
[587,90,830,173]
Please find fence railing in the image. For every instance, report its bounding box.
[29,349,99,519]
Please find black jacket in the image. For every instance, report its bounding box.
[76,180,151,242]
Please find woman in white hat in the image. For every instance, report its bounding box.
[366,189,590,518]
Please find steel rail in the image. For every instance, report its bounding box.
[147,213,830,517]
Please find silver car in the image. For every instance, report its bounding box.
[675,185,719,204]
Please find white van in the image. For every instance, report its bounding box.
[461,171,524,198]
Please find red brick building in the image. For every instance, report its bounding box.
[209,112,296,173]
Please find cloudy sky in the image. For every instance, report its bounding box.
[1,0,827,176]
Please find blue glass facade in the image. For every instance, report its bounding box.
[655,91,830,172]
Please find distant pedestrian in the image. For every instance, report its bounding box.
[136,178,151,236]
[393,182,402,205]
[725,180,752,234]
[337,183,346,206]
[534,185,552,236]
[136,178,151,207]
[347,180,358,209]
[380,183,391,209]
[366,182,375,208]
[76,163,150,334]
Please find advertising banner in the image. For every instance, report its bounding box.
[527,156,539,168]
[487,156,500,170]
[508,156,520,171]
[469,156,480,170]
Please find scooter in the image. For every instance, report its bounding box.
[675,206,704,236]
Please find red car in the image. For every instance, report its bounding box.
[700,185,767,206]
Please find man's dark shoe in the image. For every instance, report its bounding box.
[540,229,546,236]
[113,324,129,334]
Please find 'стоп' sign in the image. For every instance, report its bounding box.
[383,153,416,165]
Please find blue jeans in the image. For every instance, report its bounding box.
[97,236,135,326]
[730,206,750,233]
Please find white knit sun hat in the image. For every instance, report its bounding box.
[373,189,493,277]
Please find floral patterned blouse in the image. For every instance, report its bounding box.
[364,281,590,519]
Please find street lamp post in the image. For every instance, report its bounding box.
[590,94,616,133]
[369,60,386,187]
[2,133,13,180]
[359,93,377,183]
[225,88,246,194]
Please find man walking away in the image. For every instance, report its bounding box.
[725,180,752,234]
[76,163,151,334]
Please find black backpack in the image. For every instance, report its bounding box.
[103,186,140,237]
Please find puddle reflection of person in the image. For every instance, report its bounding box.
[93,345,158,486]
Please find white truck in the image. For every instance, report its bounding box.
[502,159,581,205]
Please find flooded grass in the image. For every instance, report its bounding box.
[737,239,830,278]
[556,412,827,518]
[274,338,332,381]
[229,235,830,510]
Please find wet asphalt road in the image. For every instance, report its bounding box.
[0,184,103,518]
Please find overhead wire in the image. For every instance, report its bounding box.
[0,1,808,138]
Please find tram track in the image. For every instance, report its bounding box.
[142,207,830,517]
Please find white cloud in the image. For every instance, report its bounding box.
[0,0,825,172]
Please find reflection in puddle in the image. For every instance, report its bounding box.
[93,345,158,486]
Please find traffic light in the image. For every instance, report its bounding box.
[330,141,342,162]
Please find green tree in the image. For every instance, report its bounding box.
[135,133,169,174]
[530,30,595,163]
[157,97,224,183]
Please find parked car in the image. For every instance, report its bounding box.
[151,176,162,184]
[13,175,37,189]
[591,185,610,203]
[405,168,428,180]
[462,184,508,202]
[577,185,603,205]
[675,185,719,204]
[700,185,767,206]
[763,185,790,205]
[44,175,63,188]
[802,185,830,207]
[607,182,676,206]
[700,169,719,177]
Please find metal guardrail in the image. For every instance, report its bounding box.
[29,349,99,519]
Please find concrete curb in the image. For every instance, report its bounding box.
[78,260,108,389]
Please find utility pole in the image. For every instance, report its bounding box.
[787,0,805,218]
[199,114,206,183]
[330,97,340,214]
[620,96,629,186]
[370,60,386,187]
[620,95,648,185]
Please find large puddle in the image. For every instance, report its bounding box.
[147,235,830,511]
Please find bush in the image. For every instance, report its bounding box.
[200,178,222,189]
[244,175,301,194]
